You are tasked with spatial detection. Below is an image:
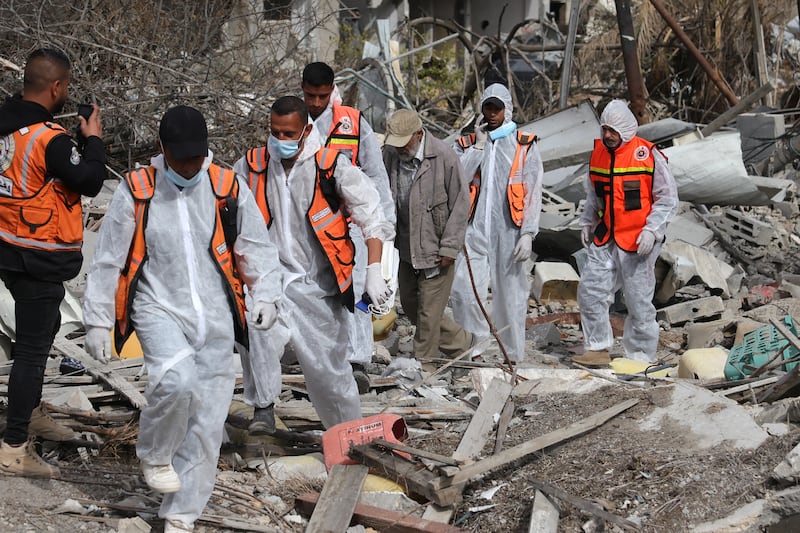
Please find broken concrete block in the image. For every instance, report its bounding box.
[664,214,714,247]
[640,382,769,451]
[707,208,775,246]
[773,441,800,485]
[691,499,773,532]
[117,517,152,533]
[739,112,785,163]
[532,262,580,303]
[525,322,561,349]
[657,296,725,326]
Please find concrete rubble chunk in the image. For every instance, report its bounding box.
[657,296,725,326]
[116,516,152,533]
[656,241,736,303]
[640,382,769,451]
[532,261,580,303]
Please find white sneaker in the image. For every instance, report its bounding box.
[164,518,193,532]
[141,463,181,493]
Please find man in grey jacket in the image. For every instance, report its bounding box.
[383,109,473,358]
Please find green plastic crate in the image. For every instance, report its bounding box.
[724,316,800,380]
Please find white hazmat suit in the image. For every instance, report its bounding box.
[234,126,394,428]
[577,100,678,362]
[83,152,282,526]
[450,84,543,362]
[311,89,396,367]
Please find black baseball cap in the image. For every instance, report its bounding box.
[159,105,208,159]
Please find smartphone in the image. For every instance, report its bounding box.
[77,103,93,122]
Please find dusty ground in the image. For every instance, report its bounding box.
[1,315,798,532]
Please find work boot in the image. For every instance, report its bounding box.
[570,350,612,367]
[164,519,194,532]
[248,404,276,436]
[0,440,60,478]
[351,362,371,394]
[141,463,181,493]
[28,404,76,441]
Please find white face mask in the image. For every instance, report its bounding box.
[267,126,308,160]
[164,165,203,188]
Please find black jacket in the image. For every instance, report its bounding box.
[0,95,107,281]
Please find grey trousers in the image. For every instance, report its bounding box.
[398,260,473,358]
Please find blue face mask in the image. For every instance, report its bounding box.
[489,121,517,141]
[164,165,204,188]
[268,126,308,160]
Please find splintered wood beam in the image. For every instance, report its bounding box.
[348,443,464,507]
[430,399,640,502]
[52,337,147,409]
[295,493,468,533]
[306,464,368,533]
[528,479,640,532]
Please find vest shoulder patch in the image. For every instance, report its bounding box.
[634,145,651,161]
[0,134,14,172]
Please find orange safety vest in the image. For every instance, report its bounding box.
[244,146,356,311]
[588,137,660,252]
[0,122,83,251]
[325,104,361,166]
[113,164,249,352]
[457,130,536,227]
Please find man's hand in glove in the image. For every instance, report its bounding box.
[581,225,592,248]
[252,301,278,330]
[85,327,112,363]
[365,262,391,306]
[636,230,656,256]
[474,119,488,150]
[512,233,534,262]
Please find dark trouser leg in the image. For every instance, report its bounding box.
[1,270,64,445]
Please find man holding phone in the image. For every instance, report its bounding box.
[0,48,106,477]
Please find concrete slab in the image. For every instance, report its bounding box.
[532,261,580,303]
[656,240,735,302]
[640,382,769,451]
[664,213,714,247]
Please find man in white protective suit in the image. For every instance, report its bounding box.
[82,106,282,533]
[450,83,543,363]
[234,96,394,433]
[301,62,397,394]
[572,99,678,367]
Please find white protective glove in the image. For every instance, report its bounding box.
[365,262,391,306]
[636,229,656,256]
[85,327,112,363]
[252,301,278,330]
[581,225,592,248]
[512,233,534,262]
[474,119,488,150]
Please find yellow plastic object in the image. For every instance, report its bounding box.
[678,347,729,380]
[372,308,397,341]
[609,358,673,377]
[112,330,144,359]
[363,474,405,493]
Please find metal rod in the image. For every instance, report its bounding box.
[559,1,582,109]
[614,0,649,123]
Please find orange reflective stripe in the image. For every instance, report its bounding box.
[326,105,361,166]
[308,147,356,311]
[457,133,475,149]
[114,164,250,352]
[0,122,84,251]
[245,147,271,227]
[505,131,535,228]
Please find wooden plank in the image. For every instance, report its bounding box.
[423,377,514,523]
[717,375,780,396]
[348,444,463,507]
[52,337,148,408]
[493,398,515,455]
[431,399,639,499]
[306,464,368,533]
[528,479,639,532]
[453,377,513,462]
[758,364,800,403]
[295,493,467,533]
[373,439,462,467]
[528,490,559,533]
